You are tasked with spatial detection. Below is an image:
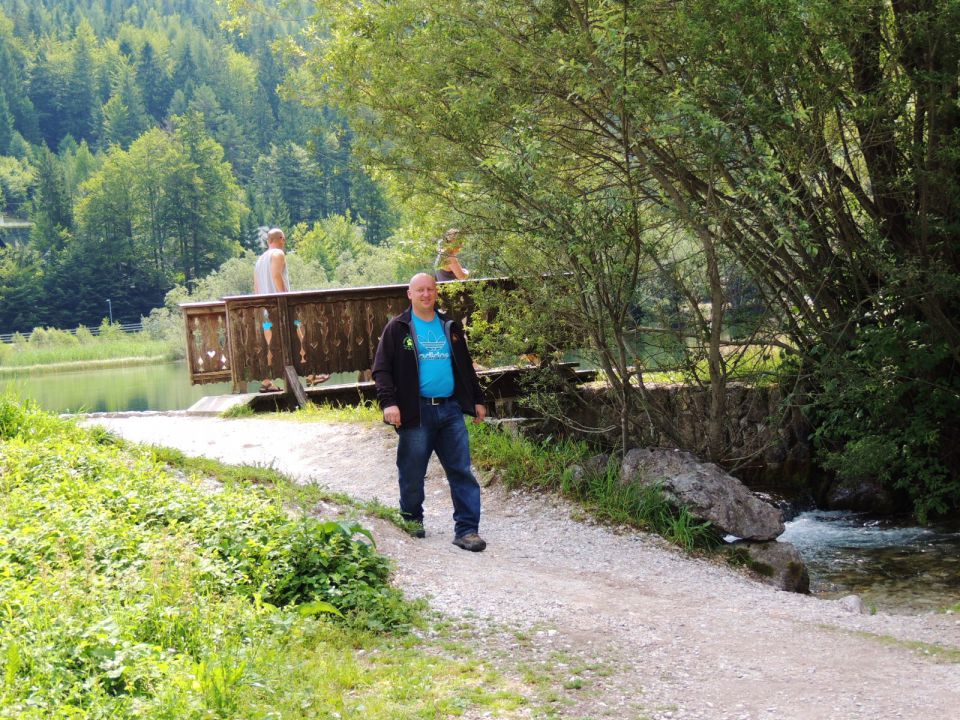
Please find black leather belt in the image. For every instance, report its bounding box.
[422,396,451,405]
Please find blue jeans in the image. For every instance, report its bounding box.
[396,398,481,538]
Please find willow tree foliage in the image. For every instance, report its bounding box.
[292,0,960,516]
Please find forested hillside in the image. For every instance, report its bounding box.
[0,0,397,331]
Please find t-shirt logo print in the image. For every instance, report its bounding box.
[418,329,450,361]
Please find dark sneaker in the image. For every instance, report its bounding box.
[408,523,426,538]
[452,533,486,552]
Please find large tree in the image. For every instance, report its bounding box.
[100,61,150,149]
[135,40,171,122]
[29,147,73,253]
[0,7,39,143]
[72,112,247,318]
[289,0,764,457]
[296,0,960,517]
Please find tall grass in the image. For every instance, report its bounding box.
[295,398,384,423]
[469,423,587,490]
[0,398,525,718]
[559,461,720,551]
[0,321,173,371]
[469,423,719,552]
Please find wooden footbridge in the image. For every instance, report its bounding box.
[181,278,593,411]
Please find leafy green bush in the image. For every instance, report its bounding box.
[25,326,49,346]
[0,394,86,442]
[806,316,960,521]
[75,324,95,344]
[0,398,416,714]
[0,399,406,618]
[28,325,79,347]
[96,318,125,341]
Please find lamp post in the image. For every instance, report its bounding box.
[106,298,113,324]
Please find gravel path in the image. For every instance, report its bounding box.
[83,412,960,719]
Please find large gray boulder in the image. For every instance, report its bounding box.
[729,540,810,593]
[620,448,785,540]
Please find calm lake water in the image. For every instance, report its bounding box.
[1,360,236,413]
[4,361,958,613]
[0,361,360,413]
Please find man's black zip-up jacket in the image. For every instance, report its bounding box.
[372,306,485,427]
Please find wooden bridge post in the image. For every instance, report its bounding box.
[283,365,309,407]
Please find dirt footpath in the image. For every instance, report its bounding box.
[83,413,960,720]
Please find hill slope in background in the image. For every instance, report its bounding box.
[0,0,397,331]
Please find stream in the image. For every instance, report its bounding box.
[780,510,960,613]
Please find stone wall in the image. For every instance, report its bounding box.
[568,383,813,490]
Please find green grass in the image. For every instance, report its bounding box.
[150,443,420,535]
[0,397,528,718]
[469,423,587,490]
[220,399,383,422]
[467,423,719,552]
[296,398,384,423]
[562,463,720,551]
[827,626,960,664]
[220,402,256,418]
[0,326,174,371]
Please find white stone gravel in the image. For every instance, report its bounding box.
[83,412,960,719]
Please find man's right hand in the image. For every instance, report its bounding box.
[383,405,401,427]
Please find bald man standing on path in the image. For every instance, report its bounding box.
[372,272,488,551]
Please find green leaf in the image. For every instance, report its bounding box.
[297,600,344,618]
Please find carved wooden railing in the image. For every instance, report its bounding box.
[183,301,231,385]
[181,279,497,389]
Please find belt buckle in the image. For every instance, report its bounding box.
[428,397,444,405]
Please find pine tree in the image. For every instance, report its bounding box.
[0,87,13,155]
[29,147,73,256]
[28,48,68,148]
[100,64,149,148]
[0,10,40,143]
[170,43,197,101]
[65,21,99,143]
[136,40,170,122]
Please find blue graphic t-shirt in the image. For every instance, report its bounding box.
[412,314,454,398]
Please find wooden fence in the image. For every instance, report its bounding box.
[181,279,496,390]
